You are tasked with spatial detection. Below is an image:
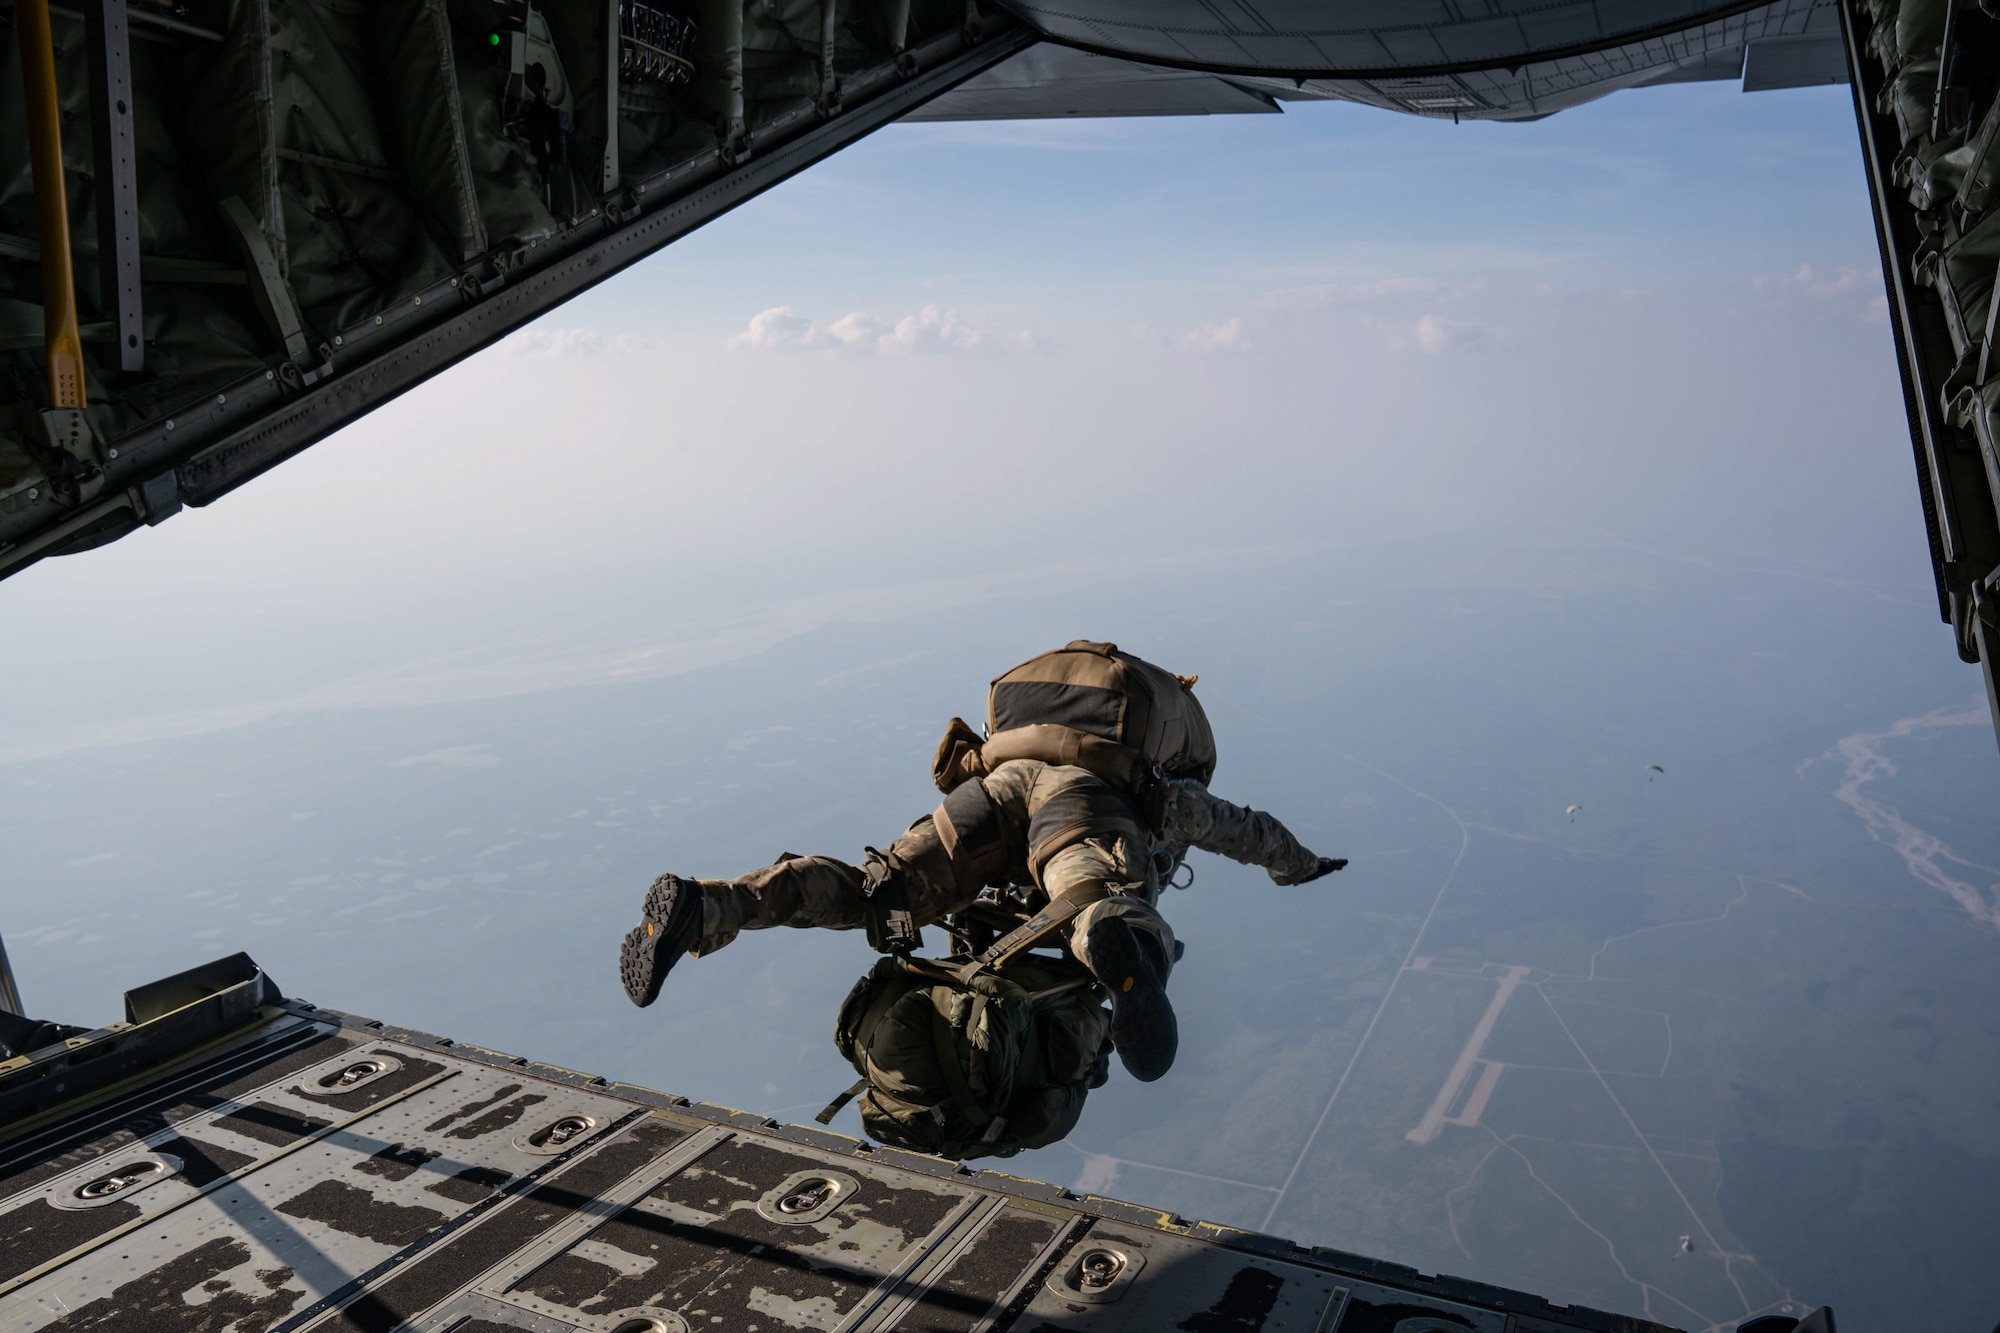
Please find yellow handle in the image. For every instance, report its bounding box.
[17,0,85,409]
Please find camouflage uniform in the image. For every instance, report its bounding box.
[691,758,1324,980]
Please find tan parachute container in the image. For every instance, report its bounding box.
[933,641,1215,794]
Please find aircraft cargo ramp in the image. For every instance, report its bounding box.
[0,953,1701,1333]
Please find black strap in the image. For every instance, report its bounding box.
[954,882,1114,984]
[815,1078,869,1125]
[861,846,924,955]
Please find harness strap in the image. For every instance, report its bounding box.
[815,1078,869,1125]
[954,882,1117,985]
[979,724,1152,792]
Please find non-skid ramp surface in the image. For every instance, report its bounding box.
[0,1001,1679,1333]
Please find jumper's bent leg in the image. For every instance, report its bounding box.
[695,814,973,956]
[1042,834,1179,1082]
[1042,835,1177,983]
[694,854,868,955]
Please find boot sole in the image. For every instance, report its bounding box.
[1089,920,1178,1083]
[620,877,694,1009]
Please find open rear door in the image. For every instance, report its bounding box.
[0,0,1030,581]
[1841,0,2000,746]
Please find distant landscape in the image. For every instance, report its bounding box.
[7,532,1995,1333]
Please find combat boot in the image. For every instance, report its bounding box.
[1083,915,1177,1082]
[619,874,705,1008]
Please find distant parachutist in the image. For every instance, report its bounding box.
[1565,804,1581,821]
[1647,764,1664,781]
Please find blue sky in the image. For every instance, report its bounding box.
[609,80,1877,319]
[0,76,1939,755]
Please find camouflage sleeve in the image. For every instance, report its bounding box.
[1159,778,1323,884]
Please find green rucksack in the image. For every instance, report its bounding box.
[823,952,1111,1161]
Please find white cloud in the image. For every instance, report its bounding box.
[727,306,825,351]
[827,311,884,349]
[1183,317,1254,352]
[1124,319,1252,352]
[879,305,985,354]
[1384,313,1500,354]
[1413,315,1461,354]
[728,304,1033,356]
[498,327,652,356]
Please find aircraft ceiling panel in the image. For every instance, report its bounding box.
[1225,0,1835,120]
[1741,35,1848,89]
[1130,32,1247,68]
[999,0,1773,74]
[1368,24,1458,66]
[1639,44,1750,82]
[1430,20,1537,66]
[915,0,1831,129]
[1511,8,1619,50]
[907,46,1281,120]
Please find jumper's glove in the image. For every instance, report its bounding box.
[1271,856,1348,885]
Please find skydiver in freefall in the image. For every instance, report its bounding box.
[617,641,1346,1081]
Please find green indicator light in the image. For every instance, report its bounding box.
[489,32,501,44]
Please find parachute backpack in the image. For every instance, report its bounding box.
[820,898,1114,1161]
[933,641,1217,795]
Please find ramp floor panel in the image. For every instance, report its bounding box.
[0,1002,1678,1333]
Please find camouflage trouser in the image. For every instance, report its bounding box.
[692,816,1176,983]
